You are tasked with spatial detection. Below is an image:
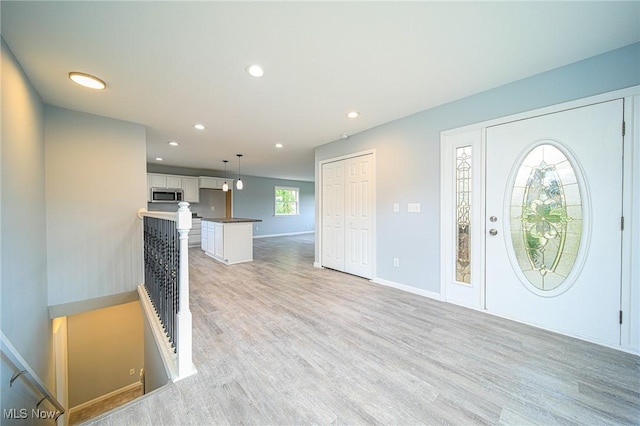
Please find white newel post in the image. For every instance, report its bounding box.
[176,201,197,379]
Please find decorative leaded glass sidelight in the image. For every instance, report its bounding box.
[456,146,472,283]
[510,144,582,291]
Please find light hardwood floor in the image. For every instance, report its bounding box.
[92,233,639,425]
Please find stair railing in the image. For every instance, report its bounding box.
[137,201,196,381]
[1,331,65,421]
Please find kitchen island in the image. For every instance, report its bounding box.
[201,218,262,265]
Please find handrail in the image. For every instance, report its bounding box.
[137,208,178,222]
[1,331,65,418]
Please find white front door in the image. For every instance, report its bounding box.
[485,100,623,346]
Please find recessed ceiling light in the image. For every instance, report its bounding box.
[275,143,284,148]
[340,134,349,139]
[168,141,179,146]
[68,72,106,90]
[246,64,264,78]
[155,157,163,161]
[193,124,205,130]
[346,111,359,119]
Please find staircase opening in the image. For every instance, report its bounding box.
[53,301,149,425]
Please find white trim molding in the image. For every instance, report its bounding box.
[68,381,142,415]
[254,231,314,239]
[371,277,445,302]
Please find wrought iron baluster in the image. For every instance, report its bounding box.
[142,215,178,352]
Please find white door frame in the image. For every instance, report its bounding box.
[317,149,377,280]
[53,317,69,426]
[441,86,640,353]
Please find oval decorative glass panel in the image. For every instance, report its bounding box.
[510,143,583,292]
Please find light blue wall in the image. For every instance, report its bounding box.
[315,42,640,293]
[45,107,147,305]
[1,38,54,423]
[233,175,315,237]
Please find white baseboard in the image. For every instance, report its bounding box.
[313,262,323,269]
[254,231,314,239]
[370,277,445,302]
[69,381,142,414]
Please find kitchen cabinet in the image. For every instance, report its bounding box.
[214,223,224,259]
[206,221,215,255]
[189,218,201,247]
[166,176,182,189]
[149,173,182,189]
[182,177,199,203]
[201,218,261,264]
[201,220,208,251]
[199,176,233,190]
[149,174,167,189]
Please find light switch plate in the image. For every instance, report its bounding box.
[408,203,421,213]
[393,203,399,212]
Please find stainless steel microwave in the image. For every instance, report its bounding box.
[150,188,183,203]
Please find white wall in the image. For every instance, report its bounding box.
[1,38,55,424]
[45,106,147,306]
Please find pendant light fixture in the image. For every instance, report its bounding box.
[222,160,229,192]
[236,154,244,190]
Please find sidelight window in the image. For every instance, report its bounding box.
[456,146,472,283]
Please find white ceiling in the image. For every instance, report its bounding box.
[2,1,639,181]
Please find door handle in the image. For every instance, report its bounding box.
[489,229,498,236]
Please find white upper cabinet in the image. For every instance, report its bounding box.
[182,177,199,203]
[149,173,167,189]
[166,175,182,189]
[149,173,182,189]
[199,176,232,189]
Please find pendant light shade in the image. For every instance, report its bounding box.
[236,154,244,190]
[222,160,229,192]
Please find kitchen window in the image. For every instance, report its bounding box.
[275,186,299,216]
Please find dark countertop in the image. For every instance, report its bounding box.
[201,217,262,223]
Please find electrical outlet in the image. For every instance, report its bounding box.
[393,258,400,267]
[129,368,135,376]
